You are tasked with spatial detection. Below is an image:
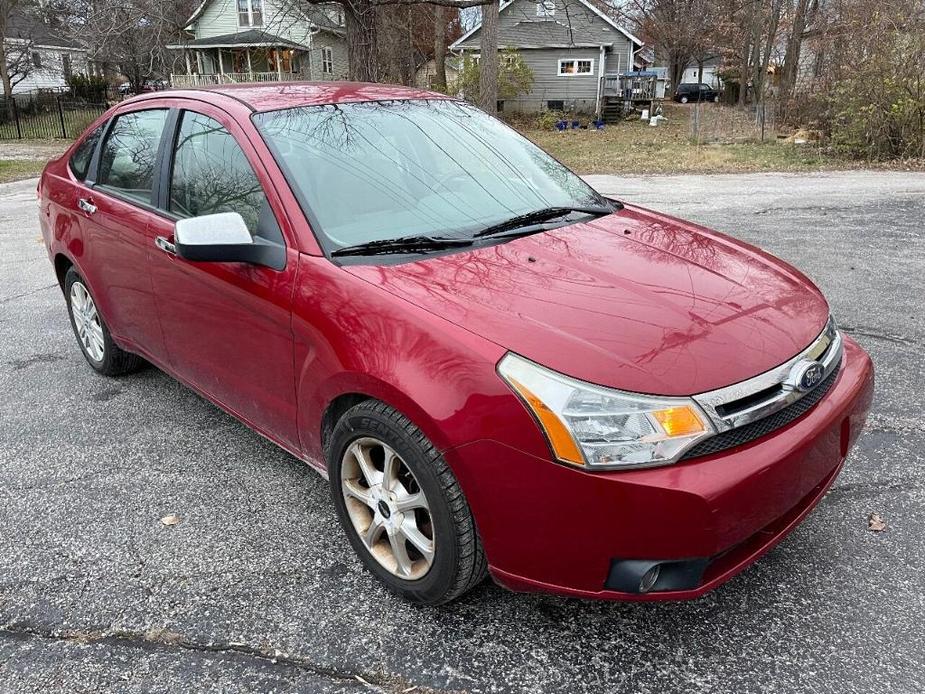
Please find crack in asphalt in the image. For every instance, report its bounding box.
[7,352,66,371]
[827,480,922,500]
[0,621,412,693]
[0,283,57,304]
[840,325,918,346]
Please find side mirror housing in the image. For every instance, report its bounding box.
[174,212,285,270]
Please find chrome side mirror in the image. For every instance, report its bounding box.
[172,212,284,270]
[175,212,252,248]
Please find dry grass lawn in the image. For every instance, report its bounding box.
[517,103,917,175]
[0,159,46,183]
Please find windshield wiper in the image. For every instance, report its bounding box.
[472,204,614,239]
[331,234,474,257]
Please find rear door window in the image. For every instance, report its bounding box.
[96,109,169,204]
[69,123,105,181]
[168,110,281,243]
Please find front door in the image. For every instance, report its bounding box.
[146,105,301,449]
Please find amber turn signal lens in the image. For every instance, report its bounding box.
[652,406,706,438]
[508,377,585,466]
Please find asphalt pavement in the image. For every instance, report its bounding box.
[1,171,923,693]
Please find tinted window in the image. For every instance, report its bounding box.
[97,109,168,203]
[69,123,104,181]
[169,111,269,237]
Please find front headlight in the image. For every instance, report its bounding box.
[498,353,715,469]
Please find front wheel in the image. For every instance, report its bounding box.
[680,95,689,104]
[328,400,487,604]
[713,95,720,103]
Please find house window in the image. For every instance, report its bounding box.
[32,51,42,69]
[62,53,72,79]
[547,100,564,111]
[322,46,333,74]
[558,58,593,76]
[238,0,263,27]
[324,3,345,26]
[270,49,296,73]
[536,1,555,16]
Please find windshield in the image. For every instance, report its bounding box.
[253,99,607,253]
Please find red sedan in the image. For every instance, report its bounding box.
[38,83,874,605]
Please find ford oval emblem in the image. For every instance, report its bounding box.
[793,361,825,392]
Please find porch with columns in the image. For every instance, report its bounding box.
[169,32,308,87]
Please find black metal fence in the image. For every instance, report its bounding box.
[0,91,110,140]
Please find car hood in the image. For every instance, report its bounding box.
[343,204,829,395]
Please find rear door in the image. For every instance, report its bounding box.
[76,108,171,359]
[146,102,301,449]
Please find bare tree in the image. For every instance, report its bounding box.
[778,0,818,100]
[1,0,35,102]
[71,0,195,92]
[432,4,447,91]
[285,0,489,84]
[478,0,498,113]
[627,0,714,95]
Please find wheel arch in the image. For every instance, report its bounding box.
[53,252,73,292]
[303,370,468,469]
[320,392,373,457]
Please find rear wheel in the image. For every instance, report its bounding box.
[714,95,720,103]
[328,400,487,604]
[64,267,143,376]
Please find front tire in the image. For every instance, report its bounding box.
[64,267,143,376]
[680,95,689,104]
[328,400,487,605]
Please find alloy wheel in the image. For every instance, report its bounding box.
[340,437,435,580]
[70,281,105,362]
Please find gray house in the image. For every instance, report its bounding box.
[168,0,348,87]
[450,0,643,114]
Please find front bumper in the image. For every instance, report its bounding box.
[446,336,874,600]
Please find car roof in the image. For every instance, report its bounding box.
[126,81,452,113]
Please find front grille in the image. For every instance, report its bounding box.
[681,357,842,460]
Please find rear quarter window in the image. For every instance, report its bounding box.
[69,124,105,181]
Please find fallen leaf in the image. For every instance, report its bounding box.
[867,512,887,532]
[160,513,181,526]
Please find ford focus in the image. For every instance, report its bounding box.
[38,83,874,604]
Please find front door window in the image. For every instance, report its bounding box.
[169,110,280,242]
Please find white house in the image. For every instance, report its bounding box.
[679,55,723,88]
[168,0,349,87]
[4,9,88,95]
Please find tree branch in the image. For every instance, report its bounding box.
[369,0,492,7]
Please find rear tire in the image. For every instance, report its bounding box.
[328,400,487,605]
[64,267,143,376]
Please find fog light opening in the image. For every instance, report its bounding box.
[639,564,661,593]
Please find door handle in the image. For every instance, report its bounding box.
[155,236,176,255]
[77,198,97,214]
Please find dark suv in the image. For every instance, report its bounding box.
[674,83,721,103]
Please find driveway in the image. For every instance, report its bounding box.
[2,171,924,693]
